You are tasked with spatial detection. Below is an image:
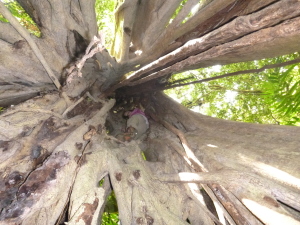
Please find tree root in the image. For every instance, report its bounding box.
[149,111,254,225]
[1,108,64,119]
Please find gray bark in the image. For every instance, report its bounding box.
[1,0,300,224]
[105,0,300,95]
[150,92,300,225]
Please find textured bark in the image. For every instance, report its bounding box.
[105,0,300,95]
[0,95,115,225]
[118,0,283,71]
[150,92,300,225]
[0,0,119,107]
[1,0,300,224]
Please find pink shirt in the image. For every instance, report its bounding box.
[129,108,146,117]
[128,108,149,128]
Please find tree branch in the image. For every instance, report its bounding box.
[109,0,300,93]
[65,36,104,84]
[162,57,300,90]
[0,21,22,43]
[129,0,237,67]
[169,0,200,27]
[142,0,182,50]
[124,17,300,90]
[0,2,61,90]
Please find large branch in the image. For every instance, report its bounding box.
[0,21,22,43]
[171,0,278,51]
[141,0,182,50]
[126,15,300,89]
[0,2,62,90]
[140,0,236,61]
[105,0,300,94]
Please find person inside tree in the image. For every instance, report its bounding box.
[121,108,149,141]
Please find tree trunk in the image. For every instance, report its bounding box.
[2,91,300,225]
[1,0,300,224]
[151,92,300,224]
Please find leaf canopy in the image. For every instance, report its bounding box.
[165,53,300,125]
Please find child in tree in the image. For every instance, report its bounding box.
[122,108,149,141]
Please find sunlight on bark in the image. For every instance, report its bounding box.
[179,172,203,182]
[187,183,205,205]
[239,155,300,189]
[207,144,218,148]
[242,199,300,225]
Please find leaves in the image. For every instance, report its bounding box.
[0,0,41,37]
[102,212,119,225]
[95,0,115,48]
[166,53,300,125]
[102,191,119,225]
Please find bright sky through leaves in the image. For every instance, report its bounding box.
[165,53,300,126]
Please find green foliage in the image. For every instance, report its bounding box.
[0,12,7,22]
[165,53,300,126]
[169,0,213,24]
[141,151,147,160]
[95,0,115,48]
[1,0,116,41]
[99,178,105,187]
[102,212,119,225]
[0,0,41,37]
[102,191,119,225]
[169,0,189,23]
[263,61,300,125]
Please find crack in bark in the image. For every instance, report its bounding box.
[55,140,90,224]
[15,152,52,201]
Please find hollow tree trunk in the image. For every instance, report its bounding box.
[1,92,300,224]
[1,0,300,224]
[0,92,212,225]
